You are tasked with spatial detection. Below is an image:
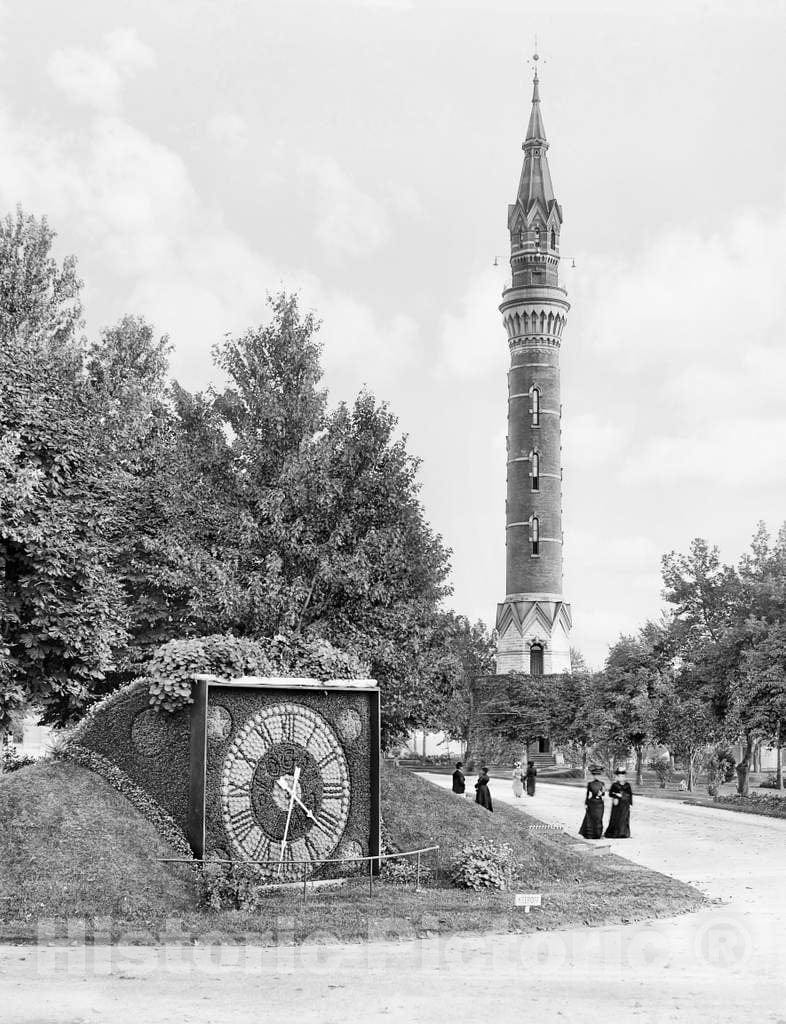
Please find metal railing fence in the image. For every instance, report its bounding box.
[158,845,440,901]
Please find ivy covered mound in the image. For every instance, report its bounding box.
[61,633,369,852]
[0,760,707,944]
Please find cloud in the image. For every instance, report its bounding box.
[1,41,421,399]
[207,112,250,158]
[623,416,786,487]
[299,154,391,260]
[564,412,625,468]
[295,285,422,401]
[438,263,509,378]
[48,28,154,113]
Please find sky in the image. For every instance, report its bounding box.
[1,0,785,667]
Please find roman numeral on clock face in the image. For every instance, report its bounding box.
[318,750,341,772]
[250,835,272,862]
[321,781,345,800]
[315,802,343,835]
[305,833,324,862]
[227,779,251,799]
[282,712,297,742]
[228,807,258,845]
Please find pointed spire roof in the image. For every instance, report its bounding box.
[514,68,558,216]
[525,71,547,146]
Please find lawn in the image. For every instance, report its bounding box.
[0,759,706,944]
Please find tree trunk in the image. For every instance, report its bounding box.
[687,751,694,793]
[581,745,588,780]
[736,732,755,797]
[776,722,783,790]
[635,745,644,787]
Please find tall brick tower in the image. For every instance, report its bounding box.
[495,61,572,675]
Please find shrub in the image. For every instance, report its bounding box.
[714,793,786,818]
[706,744,736,796]
[200,860,271,911]
[450,838,516,892]
[381,856,431,886]
[1,744,37,774]
[648,756,671,788]
[759,773,784,790]
[144,633,368,712]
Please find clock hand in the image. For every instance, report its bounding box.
[276,777,333,835]
[278,766,300,873]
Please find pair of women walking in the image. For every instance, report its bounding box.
[454,762,495,812]
[578,766,633,839]
[512,760,537,799]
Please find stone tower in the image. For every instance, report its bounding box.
[495,64,572,675]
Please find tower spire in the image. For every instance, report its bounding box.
[525,51,547,146]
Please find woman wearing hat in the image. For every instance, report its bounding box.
[475,766,493,812]
[604,767,633,838]
[511,761,524,799]
[578,765,606,839]
[525,760,537,797]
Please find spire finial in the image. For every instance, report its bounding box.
[527,40,541,100]
[524,43,547,145]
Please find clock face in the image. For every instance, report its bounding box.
[220,702,351,878]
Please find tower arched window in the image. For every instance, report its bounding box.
[550,227,556,250]
[531,387,540,426]
[530,516,539,556]
[531,451,539,491]
[530,643,544,677]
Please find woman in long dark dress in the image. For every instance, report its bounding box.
[578,768,605,839]
[475,766,493,812]
[604,768,633,838]
[525,761,537,796]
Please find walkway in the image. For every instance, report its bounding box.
[1,776,785,1023]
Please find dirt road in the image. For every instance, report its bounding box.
[2,777,785,1024]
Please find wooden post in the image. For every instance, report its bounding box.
[187,679,209,859]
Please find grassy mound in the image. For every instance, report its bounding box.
[0,760,198,939]
[0,760,706,944]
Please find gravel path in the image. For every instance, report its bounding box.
[2,776,785,1023]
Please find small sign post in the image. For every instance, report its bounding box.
[514,893,542,914]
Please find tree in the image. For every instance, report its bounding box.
[212,293,327,488]
[598,634,660,785]
[654,671,725,791]
[551,669,597,777]
[742,620,786,790]
[0,211,131,728]
[428,615,495,757]
[479,674,555,761]
[0,207,83,350]
[0,333,129,727]
[662,538,742,660]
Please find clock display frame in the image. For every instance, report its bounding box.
[188,677,380,878]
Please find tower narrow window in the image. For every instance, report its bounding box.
[531,387,540,426]
[531,516,539,556]
[531,451,539,491]
[530,643,544,676]
[550,227,556,250]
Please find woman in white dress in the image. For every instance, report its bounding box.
[511,761,524,799]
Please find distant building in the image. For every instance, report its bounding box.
[495,61,572,675]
